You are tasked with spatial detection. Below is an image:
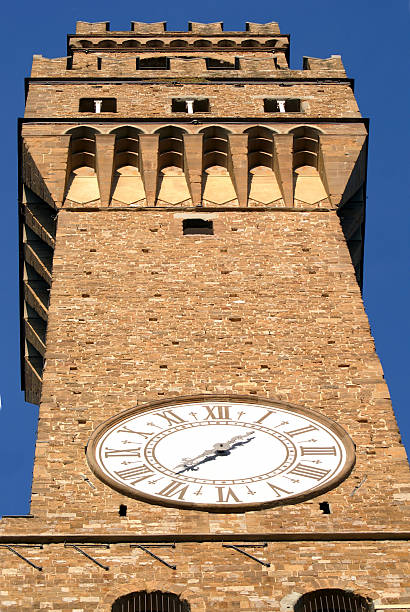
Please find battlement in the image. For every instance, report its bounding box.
[75,20,281,35]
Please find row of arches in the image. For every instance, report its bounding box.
[67,125,321,173]
[75,38,279,49]
[111,589,372,612]
[64,125,326,207]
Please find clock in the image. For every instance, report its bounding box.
[86,396,355,512]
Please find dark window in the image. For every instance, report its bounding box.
[79,98,117,113]
[183,219,214,235]
[264,98,301,112]
[112,591,190,612]
[172,98,209,113]
[295,590,371,612]
[206,57,239,70]
[136,56,169,69]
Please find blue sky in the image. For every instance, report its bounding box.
[0,0,409,515]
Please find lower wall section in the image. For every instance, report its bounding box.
[0,540,409,610]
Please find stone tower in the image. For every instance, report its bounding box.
[1,19,409,612]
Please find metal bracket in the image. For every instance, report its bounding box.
[0,544,43,571]
[222,543,270,567]
[64,543,109,570]
[130,543,176,570]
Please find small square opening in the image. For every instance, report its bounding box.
[183,219,214,235]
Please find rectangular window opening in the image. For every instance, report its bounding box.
[79,98,117,113]
[172,98,210,113]
[136,56,169,70]
[183,219,214,235]
[206,57,238,70]
[264,98,301,112]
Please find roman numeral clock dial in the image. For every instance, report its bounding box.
[86,397,355,511]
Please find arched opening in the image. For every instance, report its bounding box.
[246,126,274,168]
[290,127,327,205]
[295,589,371,612]
[264,39,277,47]
[170,39,189,47]
[193,39,212,48]
[121,40,141,48]
[291,126,320,169]
[245,127,281,204]
[241,39,260,47]
[65,127,100,204]
[155,126,190,204]
[200,126,236,204]
[79,39,93,48]
[145,39,164,48]
[217,39,236,47]
[111,127,145,205]
[96,39,117,48]
[112,591,190,612]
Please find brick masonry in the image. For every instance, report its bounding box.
[1,19,409,612]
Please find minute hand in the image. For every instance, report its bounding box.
[176,432,255,474]
[173,430,254,471]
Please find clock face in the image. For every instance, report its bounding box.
[86,396,355,512]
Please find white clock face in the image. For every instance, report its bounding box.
[87,397,355,512]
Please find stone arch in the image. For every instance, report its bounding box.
[78,39,93,48]
[66,126,99,170]
[65,127,100,203]
[245,125,275,169]
[97,582,205,612]
[170,39,189,47]
[155,125,188,170]
[217,39,236,47]
[200,126,236,204]
[110,127,145,205]
[111,590,190,611]
[289,126,321,169]
[193,39,213,48]
[121,39,141,48]
[200,125,231,168]
[145,39,164,47]
[241,39,260,47]
[245,126,282,204]
[285,123,324,135]
[111,126,142,169]
[155,126,190,204]
[96,39,117,48]
[294,589,373,612]
[264,39,278,47]
[289,127,328,205]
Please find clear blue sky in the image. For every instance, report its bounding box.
[0,0,409,516]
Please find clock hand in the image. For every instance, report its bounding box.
[174,430,254,471]
[173,430,252,471]
[176,432,255,474]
